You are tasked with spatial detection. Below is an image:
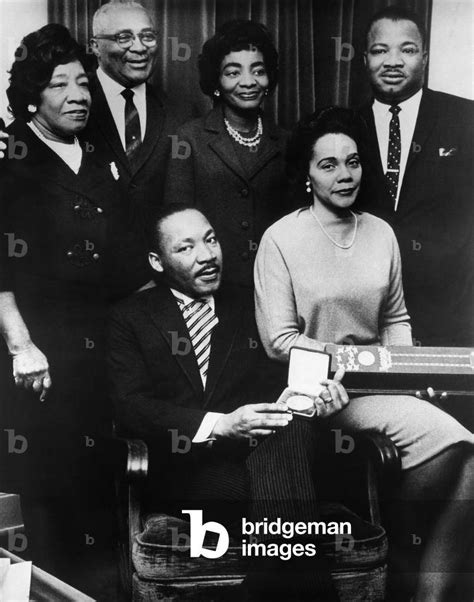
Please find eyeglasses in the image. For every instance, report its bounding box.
[94,31,158,49]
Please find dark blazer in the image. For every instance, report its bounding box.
[358,89,474,346]
[107,283,286,491]
[81,76,191,241]
[163,106,291,287]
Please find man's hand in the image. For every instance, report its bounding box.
[12,344,52,401]
[212,401,292,441]
[314,368,350,419]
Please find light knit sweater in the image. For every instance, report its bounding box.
[255,207,412,362]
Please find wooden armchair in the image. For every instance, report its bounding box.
[110,430,401,602]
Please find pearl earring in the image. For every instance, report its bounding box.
[27,104,37,113]
[306,178,312,194]
[214,90,220,97]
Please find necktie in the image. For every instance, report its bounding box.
[386,105,401,206]
[121,88,142,159]
[176,297,219,387]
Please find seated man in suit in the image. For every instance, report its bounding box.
[107,204,350,600]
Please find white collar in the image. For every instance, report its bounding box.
[373,88,423,116]
[96,66,146,98]
[170,288,214,310]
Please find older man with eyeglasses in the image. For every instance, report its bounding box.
[84,1,191,286]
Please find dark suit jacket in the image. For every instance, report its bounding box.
[358,89,474,346]
[164,106,291,287]
[81,76,191,242]
[107,283,286,493]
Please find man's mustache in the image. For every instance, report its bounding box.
[195,261,220,278]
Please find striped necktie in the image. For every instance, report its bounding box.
[121,88,142,159]
[386,105,401,206]
[175,297,219,387]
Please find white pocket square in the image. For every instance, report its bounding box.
[439,147,457,157]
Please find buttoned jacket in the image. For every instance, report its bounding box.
[164,106,291,287]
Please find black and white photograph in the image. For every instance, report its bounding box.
[0,0,472,600]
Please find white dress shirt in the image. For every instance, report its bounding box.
[170,288,222,444]
[28,121,83,174]
[96,67,147,150]
[372,89,423,209]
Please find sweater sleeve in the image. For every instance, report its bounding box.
[380,229,412,346]
[254,229,325,363]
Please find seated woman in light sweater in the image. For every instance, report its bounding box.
[255,107,474,602]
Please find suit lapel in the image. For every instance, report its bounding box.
[146,287,204,399]
[204,288,241,407]
[89,79,130,174]
[206,106,283,184]
[246,117,284,180]
[144,285,242,407]
[404,89,437,173]
[207,112,248,183]
[130,84,166,175]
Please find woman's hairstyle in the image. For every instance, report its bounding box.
[198,20,279,100]
[7,24,92,121]
[286,106,365,202]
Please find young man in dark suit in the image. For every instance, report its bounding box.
[358,6,474,347]
[107,204,349,600]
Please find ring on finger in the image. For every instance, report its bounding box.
[321,390,332,404]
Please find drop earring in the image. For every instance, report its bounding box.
[306,177,312,194]
[27,104,37,114]
[214,90,220,97]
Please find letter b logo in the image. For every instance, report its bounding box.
[182,510,229,558]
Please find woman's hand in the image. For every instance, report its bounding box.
[11,344,52,401]
[314,368,349,418]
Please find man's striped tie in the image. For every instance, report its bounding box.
[121,88,142,159]
[176,297,219,387]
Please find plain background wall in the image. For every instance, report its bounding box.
[0,0,472,122]
[0,0,48,121]
[428,0,474,99]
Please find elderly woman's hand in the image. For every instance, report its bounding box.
[12,343,52,401]
[314,368,349,418]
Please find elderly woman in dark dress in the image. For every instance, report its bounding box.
[164,20,291,287]
[0,24,149,579]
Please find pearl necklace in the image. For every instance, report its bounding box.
[310,206,358,249]
[224,116,263,148]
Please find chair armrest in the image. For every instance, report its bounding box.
[107,436,149,482]
[318,429,402,526]
[352,430,401,484]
